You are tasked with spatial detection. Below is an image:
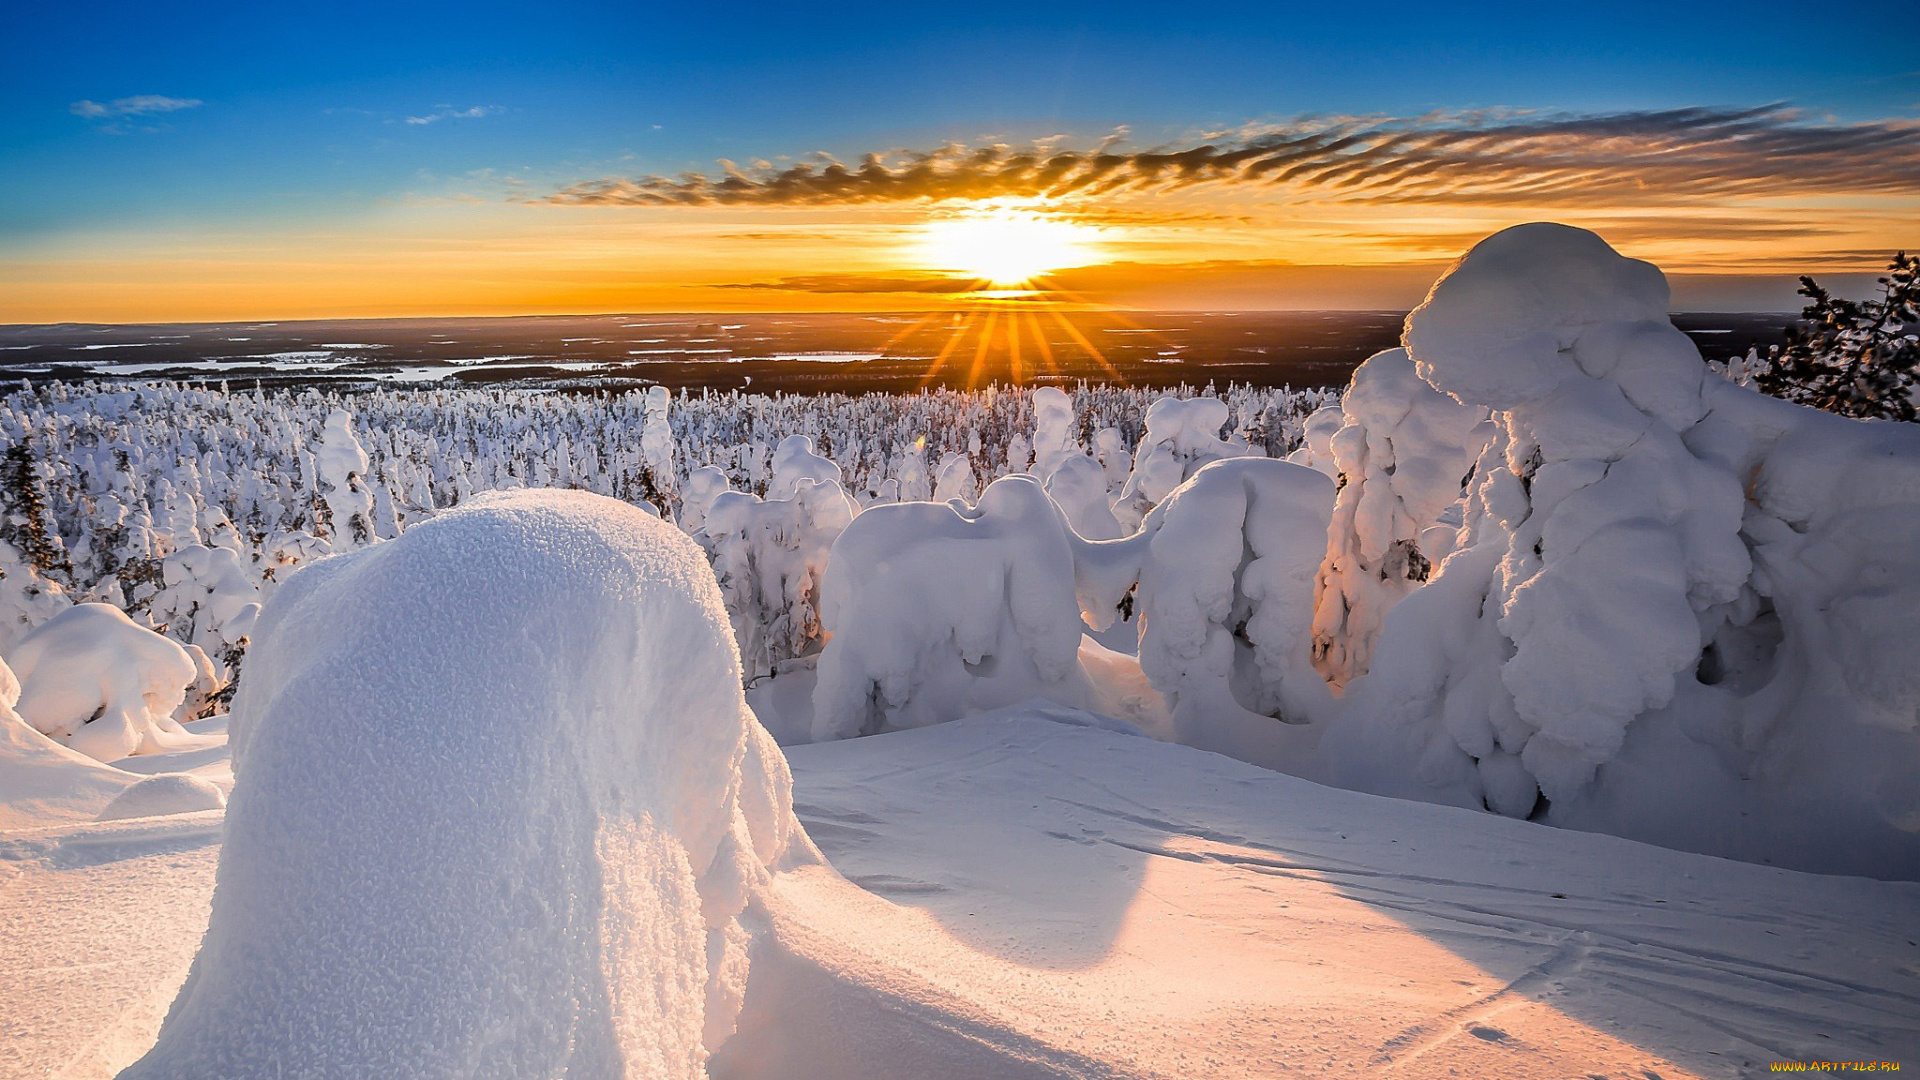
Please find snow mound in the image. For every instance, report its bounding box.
[812,476,1092,740]
[0,656,140,828]
[765,434,841,501]
[1403,221,1674,409]
[122,489,805,1080]
[1043,454,1124,540]
[1112,394,1259,528]
[97,773,227,822]
[10,603,204,762]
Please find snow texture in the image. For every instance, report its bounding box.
[730,711,1920,1079]
[11,603,204,761]
[0,655,141,828]
[1087,458,1337,759]
[120,489,805,1080]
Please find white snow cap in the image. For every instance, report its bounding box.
[9,602,201,761]
[1404,222,1673,409]
[122,489,804,1080]
[1029,386,1082,482]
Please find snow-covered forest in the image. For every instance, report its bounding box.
[6,223,1919,1080]
[7,229,1920,882]
[0,377,1328,676]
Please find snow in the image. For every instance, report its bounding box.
[1111,394,1260,529]
[727,712,1920,1078]
[1092,457,1337,757]
[97,773,226,822]
[812,476,1093,739]
[1044,453,1125,539]
[1320,223,1920,878]
[642,385,678,496]
[7,708,1914,1079]
[119,489,805,1080]
[10,604,210,762]
[315,408,374,547]
[1310,350,1491,686]
[699,467,855,679]
[1285,401,1344,477]
[0,658,143,828]
[1028,385,1082,481]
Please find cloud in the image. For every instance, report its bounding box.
[543,106,1920,211]
[403,105,504,126]
[69,95,202,120]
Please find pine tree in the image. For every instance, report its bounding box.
[1758,253,1919,421]
[0,441,72,581]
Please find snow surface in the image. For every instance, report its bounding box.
[119,489,806,1080]
[96,773,226,822]
[5,708,1914,1079]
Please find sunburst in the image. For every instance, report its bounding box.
[915,204,1102,288]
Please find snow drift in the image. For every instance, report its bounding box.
[121,489,806,1080]
[0,655,144,828]
[10,602,205,762]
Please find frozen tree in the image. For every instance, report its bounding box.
[1310,351,1491,687]
[315,409,376,547]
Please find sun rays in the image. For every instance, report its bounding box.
[860,200,1151,386]
[915,202,1107,290]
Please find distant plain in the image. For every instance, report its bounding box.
[0,310,1790,394]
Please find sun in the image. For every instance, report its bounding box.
[916,204,1101,288]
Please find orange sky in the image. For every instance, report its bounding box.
[4,148,1916,323]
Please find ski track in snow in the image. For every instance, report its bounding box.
[756,714,1920,1079]
[3,713,1916,1079]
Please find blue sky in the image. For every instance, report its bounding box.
[4,1,1917,318]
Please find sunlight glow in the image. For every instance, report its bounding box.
[916,205,1102,287]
